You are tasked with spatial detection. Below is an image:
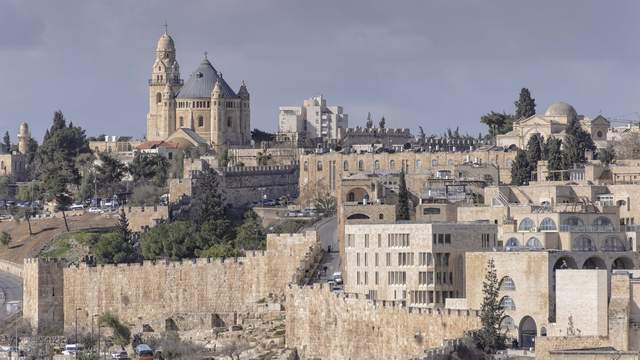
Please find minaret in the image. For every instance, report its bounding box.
[238,80,251,145]
[146,25,181,141]
[211,79,225,147]
[18,122,29,154]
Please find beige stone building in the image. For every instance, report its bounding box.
[344,221,498,305]
[0,122,29,181]
[278,95,348,142]
[496,101,610,149]
[146,29,250,149]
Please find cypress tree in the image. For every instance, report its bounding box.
[2,131,10,153]
[546,138,566,180]
[379,116,386,129]
[365,112,373,128]
[397,170,410,220]
[477,258,505,353]
[511,150,530,185]
[514,88,536,119]
[116,208,131,243]
[564,117,596,166]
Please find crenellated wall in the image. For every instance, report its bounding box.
[285,284,481,360]
[23,231,320,335]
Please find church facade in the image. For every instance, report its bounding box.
[146,30,251,149]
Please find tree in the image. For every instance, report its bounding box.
[514,88,536,119]
[187,168,226,225]
[55,192,73,232]
[525,135,543,166]
[598,144,615,167]
[218,149,230,167]
[397,171,410,220]
[365,112,373,128]
[0,231,11,247]
[116,209,131,243]
[256,152,272,166]
[511,150,530,185]
[480,111,514,138]
[128,152,169,187]
[378,116,386,129]
[314,192,336,215]
[417,126,426,145]
[545,138,566,181]
[2,131,10,153]
[613,133,640,159]
[234,210,266,250]
[95,232,136,264]
[99,312,130,348]
[564,117,596,166]
[95,154,126,197]
[477,258,505,353]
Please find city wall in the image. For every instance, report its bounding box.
[285,284,481,360]
[23,231,320,335]
[0,258,23,278]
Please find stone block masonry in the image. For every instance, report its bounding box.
[285,284,481,360]
[23,231,320,336]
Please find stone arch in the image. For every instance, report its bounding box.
[343,160,349,171]
[526,237,543,250]
[347,213,370,220]
[553,256,578,270]
[602,236,626,251]
[572,235,597,251]
[519,316,537,349]
[505,237,519,250]
[156,92,162,104]
[612,256,634,270]
[582,256,607,270]
[500,315,516,337]
[358,159,364,171]
[499,276,515,291]
[593,216,613,230]
[539,218,557,231]
[561,216,584,231]
[346,187,369,203]
[518,218,535,232]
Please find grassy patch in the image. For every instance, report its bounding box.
[39,229,115,261]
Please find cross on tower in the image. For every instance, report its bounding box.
[162,20,168,34]
[204,51,208,59]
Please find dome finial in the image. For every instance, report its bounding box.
[204,51,208,60]
[162,20,168,35]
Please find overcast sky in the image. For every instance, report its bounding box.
[1,0,639,142]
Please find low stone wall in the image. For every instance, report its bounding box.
[0,259,23,278]
[285,285,481,360]
[535,336,611,360]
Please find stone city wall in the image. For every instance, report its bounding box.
[285,284,481,360]
[23,231,319,335]
[0,258,22,278]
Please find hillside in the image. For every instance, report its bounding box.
[0,214,116,264]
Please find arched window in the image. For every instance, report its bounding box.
[505,238,519,250]
[179,116,184,127]
[431,159,438,167]
[303,161,308,172]
[526,237,543,250]
[317,161,323,171]
[539,218,557,231]
[343,161,349,171]
[572,236,597,251]
[156,92,162,104]
[358,160,364,171]
[374,160,380,170]
[561,216,585,231]
[347,192,355,202]
[499,276,515,291]
[198,116,204,127]
[518,218,535,232]
[500,296,515,311]
[389,160,395,170]
[415,160,422,169]
[500,316,516,334]
[603,236,626,251]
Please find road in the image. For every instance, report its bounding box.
[0,271,22,320]
[312,217,341,283]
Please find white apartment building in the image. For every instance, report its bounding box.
[344,222,498,306]
[278,95,348,142]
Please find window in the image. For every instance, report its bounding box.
[572,236,597,251]
[364,234,369,248]
[387,271,407,285]
[518,218,535,232]
[389,160,395,169]
[423,207,441,215]
[198,116,204,127]
[562,216,584,231]
[444,234,451,244]
[375,253,379,266]
[499,276,515,290]
[505,238,519,249]
[539,218,557,231]
[388,233,410,247]
[526,237,543,250]
[346,234,355,247]
[374,160,380,170]
[416,160,422,169]
[593,216,613,230]
[156,92,162,104]
[358,160,364,171]
[603,236,626,251]
[500,296,515,310]
[179,116,184,127]
[431,159,438,167]
[227,116,232,127]
[317,161,323,171]
[397,252,414,266]
[303,161,308,172]
[343,161,349,171]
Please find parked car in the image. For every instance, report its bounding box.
[332,272,343,285]
[62,344,85,355]
[135,344,153,359]
[87,207,102,214]
[111,350,129,359]
[70,203,85,211]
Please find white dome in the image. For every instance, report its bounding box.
[156,33,175,52]
[544,101,577,120]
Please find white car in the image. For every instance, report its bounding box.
[87,207,102,214]
[69,203,85,211]
[62,344,84,355]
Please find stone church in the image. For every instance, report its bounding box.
[146,29,251,149]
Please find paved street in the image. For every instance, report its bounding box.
[0,271,22,320]
[311,217,341,284]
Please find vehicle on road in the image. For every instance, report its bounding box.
[70,203,85,211]
[332,272,343,285]
[87,207,102,214]
[135,344,153,359]
[62,344,85,355]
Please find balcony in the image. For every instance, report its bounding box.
[558,225,615,233]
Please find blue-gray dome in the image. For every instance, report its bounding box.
[176,58,238,99]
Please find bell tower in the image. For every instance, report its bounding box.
[146,24,182,141]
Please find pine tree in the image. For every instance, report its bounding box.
[379,116,386,129]
[2,131,10,153]
[187,168,227,225]
[514,88,536,119]
[365,112,373,128]
[116,208,131,243]
[397,171,410,220]
[511,150,530,185]
[477,258,505,353]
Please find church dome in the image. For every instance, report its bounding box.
[156,33,175,52]
[544,101,577,120]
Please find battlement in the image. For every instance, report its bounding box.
[344,127,412,136]
[219,164,298,175]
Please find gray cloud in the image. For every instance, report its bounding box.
[0,0,639,141]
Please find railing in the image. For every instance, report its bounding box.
[558,225,615,233]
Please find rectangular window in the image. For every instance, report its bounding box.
[386,253,391,266]
[445,234,451,244]
[438,234,444,244]
[375,271,379,285]
[364,271,368,285]
[378,234,382,247]
[364,253,368,266]
[432,233,436,245]
[357,271,360,285]
[418,271,428,285]
[375,253,379,266]
[427,271,434,285]
[364,234,369,248]
[357,253,360,267]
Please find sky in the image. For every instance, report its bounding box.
[0,0,640,142]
